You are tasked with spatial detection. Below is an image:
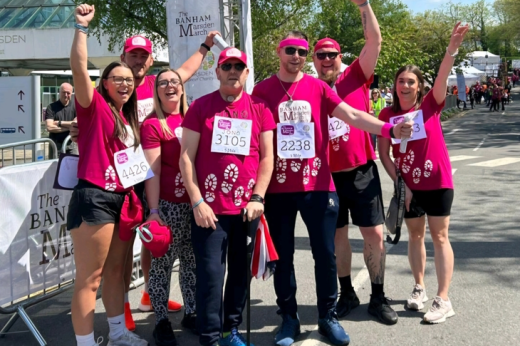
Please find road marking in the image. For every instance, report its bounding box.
[473,137,486,151]
[301,243,394,346]
[449,155,481,162]
[469,157,520,167]
[452,169,457,175]
[446,129,461,135]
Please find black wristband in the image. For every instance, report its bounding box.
[249,194,264,204]
[201,43,211,51]
[389,125,396,139]
[58,120,62,127]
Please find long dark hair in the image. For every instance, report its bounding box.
[152,68,189,138]
[98,61,140,149]
[392,65,425,113]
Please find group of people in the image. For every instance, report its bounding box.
[66,2,468,346]
[452,79,513,112]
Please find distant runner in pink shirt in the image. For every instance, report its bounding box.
[311,0,397,326]
[378,22,469,325]
[252,31,412,346]
[180,47,275,346]
[66,4,147,346]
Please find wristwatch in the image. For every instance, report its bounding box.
[58,120,62,127]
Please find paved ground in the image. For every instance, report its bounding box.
[2,89,520,346]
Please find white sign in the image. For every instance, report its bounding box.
[277,122,315,159]
[0,161,75,305]
[211,116,252,155]
[166,0,223,104]
[0,76,39,145]
[512,60,520,69]
[456,74,467,102]
[390,110,427,145]
[114,145,154,189]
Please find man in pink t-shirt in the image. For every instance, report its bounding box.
[252,31,411,346]
[312,0,398,326]
[180,47,275,346]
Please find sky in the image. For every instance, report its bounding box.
[402,0,484,14]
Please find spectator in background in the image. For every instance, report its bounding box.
[45,82,78,157]
[468,85,475,109]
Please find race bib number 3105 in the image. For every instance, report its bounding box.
[114,145,154,188]
[211,116,252,156]
[277,122,315,159]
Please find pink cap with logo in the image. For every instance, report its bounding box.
[218,47,248,66]
[314,37,341,53]
[124,35,153,54]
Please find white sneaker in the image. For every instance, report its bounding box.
[406,284,428,310]
[423,296,456,324]
[107,329,149,346]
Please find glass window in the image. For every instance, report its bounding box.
[44,5,73,28]
[0,8,17,28]
[3,7,36,28]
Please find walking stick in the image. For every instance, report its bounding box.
[242,208,256,346]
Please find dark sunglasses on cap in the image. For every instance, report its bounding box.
[220,62,247,72]
[315,52,339,60]
[284,47,308,57]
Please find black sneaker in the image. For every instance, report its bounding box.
[181,312,199,335]
[336,290,360,318]
[153,319,178,346]
[368,294,398,325]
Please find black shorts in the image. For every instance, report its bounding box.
[332,160,385,228]
[67,179,126,230]
[404,189,454,219]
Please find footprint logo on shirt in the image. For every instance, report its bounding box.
[291,161,301,172]
[234,186,245,206]
[205,174,217,203]
[246,179,255,199]
[277,173,286,184]
[412,168,422,184]
[303,165,310,185]
[175,172,186,197]
[424,160,433,178]
[312,158,321,177]
[277,158,287,172]
[224,164,239,182]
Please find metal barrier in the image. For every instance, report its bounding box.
[443,95,458,110]
[0,138,57,167]
[0,139,66,346]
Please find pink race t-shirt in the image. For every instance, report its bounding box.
[329,59,377,171]
[141,113,190,204]
[252,74,342,193]
[75,89,135,193]
[181,91,276,215]
[136,75,156,124]
[378,91,453,190]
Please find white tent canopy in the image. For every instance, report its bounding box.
[447,73,480,87]
[452,65,486,77]
[467,51,501,74]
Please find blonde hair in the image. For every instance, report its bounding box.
[371,88,382,100]
[152,68,189,138]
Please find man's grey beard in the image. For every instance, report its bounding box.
[320,71,341,86]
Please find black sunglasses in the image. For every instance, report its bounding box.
[220,63,247,72]
[315,52,339,60]
[284,47,308,57]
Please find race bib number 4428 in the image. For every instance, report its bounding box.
[277,122,315,159]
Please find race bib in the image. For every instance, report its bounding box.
[277,123,315,159]
[328,116,349,139]
[390,110,426,144]
[211,116,252,156]
[114,145,154,188]
[278,100,312,123]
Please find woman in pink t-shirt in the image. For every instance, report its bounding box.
[378,23,468,325]
[67,5,147,346]
[140,68,196,344]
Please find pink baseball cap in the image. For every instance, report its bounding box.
[218,47,248,66]
[134,220,172,258]
[314,38,341,53]
[124,35,153,54]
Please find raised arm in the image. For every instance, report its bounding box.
[176,31,222,83]
[352,0,382,80]
[433,22,469,105]
[332,101,412,138]
[70,4,95,108]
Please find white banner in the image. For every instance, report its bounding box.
[241,0,254,93]
[166,0,223,104]
[456,74,466,102]
[0,161,75,306]
[512,60,520,69]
